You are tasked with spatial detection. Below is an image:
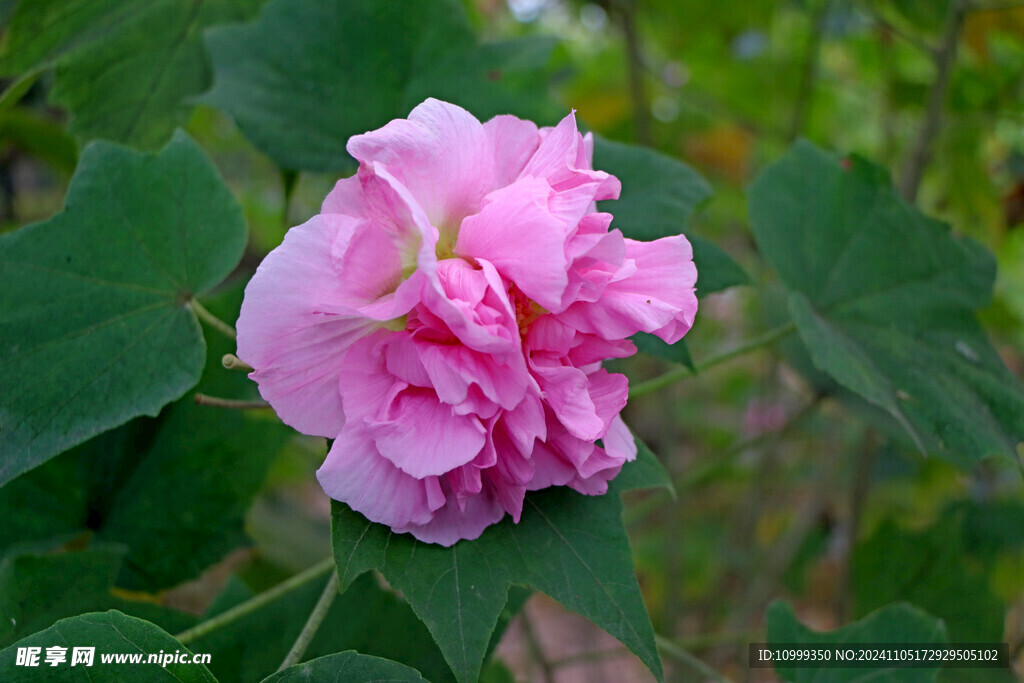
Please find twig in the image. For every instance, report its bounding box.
[518,607,556,683]
[176,557,335,646]
[656,634,733,683]
[789,0,831,141]
[628,322,796,399]
[837,428,877,622]
[898,0,968,201]
[277,569,340,671]
[194,393,271,410]
[188,298,237,340]
[856,0,937,55]
[615,0,652,146]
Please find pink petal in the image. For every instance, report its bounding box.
[347,98,494,230]
[317,424,445,529]
[419,258,520,354]
[395,488,506,546]
[237,214,378,437]
[337,332,400,422]
[529,355,605,441]
[523,112,621,199]
[558,235,698,342]
[603,414,638,463]
[366,386,487,478]
[415,339,528,411]
[483,114,540,186]
[455,176,569,311]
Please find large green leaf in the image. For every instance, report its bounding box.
[0,131,247,487]
[748,141,1024,465]
[0,545,196,648]
[0,611,215,681]
[202,0,557,173]
[0,0,266,149]
[765,600,947,682]
[331,458,665,683]
[264,651,427,683]
[193,571,454,682]
[0,289,289,591]
[853,517,1005,643]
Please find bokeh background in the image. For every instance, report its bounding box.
[2,0,1023,681]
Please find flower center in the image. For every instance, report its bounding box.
[510,284,546,335]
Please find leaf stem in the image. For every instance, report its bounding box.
[655,634,733,683]
[175,557,334,646]
[193,393,270,410]
[628,322,796,399]
[188,298,236,340]
[277,568,340,671]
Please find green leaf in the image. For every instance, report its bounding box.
[264,651,427,683]
[766,600,947,682]
[0,611,215,682]
[0,108,77,174]
[201,0,557,173]
[0,0,266,149]
[614,438,675,495]
[0,545,197,648]
[632,331,694,369]
[331,481,663,683]
[593,137,748,298]
[853,517,1005,643]
[0,288,289,591]
[194,571,454,682]
[0,131,247,486]
[748,141,1024,465]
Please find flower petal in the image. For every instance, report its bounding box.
[237,214,378,437]
[558,235,698,342]
[347,98,494,230]
[455,176,569,311]
[317,424,444,529]
[367,387,487,478]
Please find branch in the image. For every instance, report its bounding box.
[898,0,968,201]
[614,0,652,146]
[277,569,340,671]
[175,557,335,646]
[789,0,831,141]
[656,635,733,683]
[628,322,796,399]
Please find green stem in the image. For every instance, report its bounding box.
[222,354,254,372]
[277,569,340,671]
[628,322,796,399]
[193,393,271,410]
[655,634,733,683]
[0,66,44,112]
[175,557,334,646]
[188,298,236,340]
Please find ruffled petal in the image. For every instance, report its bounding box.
[557,235,698,342]
[317,425,444,529]
[237,214,378,437]
[366,386,487,478]
[347,98,494,231]
[455,176,569,311]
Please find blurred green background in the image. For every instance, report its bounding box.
[2,0,1023,680]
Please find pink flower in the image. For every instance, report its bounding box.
[237,99,697,545]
